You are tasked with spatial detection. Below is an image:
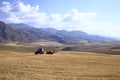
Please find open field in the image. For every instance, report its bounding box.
[0,46,120,80]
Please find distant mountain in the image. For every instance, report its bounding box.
[0,21,114,44]
[0,21,38,43]
[0,21,65,43]
[8,23,32,29]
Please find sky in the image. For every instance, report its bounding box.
[0,0,120,39]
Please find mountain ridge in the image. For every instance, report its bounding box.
[0,21,114,44]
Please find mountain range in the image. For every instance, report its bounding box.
[0,21,114,44]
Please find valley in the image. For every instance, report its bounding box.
[0,21,120,80]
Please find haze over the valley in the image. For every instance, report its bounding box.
[0,0,120,39]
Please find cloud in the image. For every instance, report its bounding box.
[5,14,23,23]
[0,1,96,28]
[0,1,119,38]
[0,1,11,14]
[17,2,39,13]
[0,1,40,22]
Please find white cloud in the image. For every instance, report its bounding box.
[0,1,11,14]
[0,1,96,29]
[0,1,119,38]
[51,14,63,22]
[18,2,39,13]
[5,14,23,23]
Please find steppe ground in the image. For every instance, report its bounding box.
[0,48,120,80]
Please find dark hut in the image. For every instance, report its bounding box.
[35,48,44,55]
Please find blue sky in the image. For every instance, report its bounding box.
[0,0,120,39]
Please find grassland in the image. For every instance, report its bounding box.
[0,45,120,80]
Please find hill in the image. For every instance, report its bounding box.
[0,21,37,43]
[0,21,114,44]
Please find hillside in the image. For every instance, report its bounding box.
[0,21,37,43]
[0,21,114,44]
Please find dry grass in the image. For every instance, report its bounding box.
[0,50,120,80]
